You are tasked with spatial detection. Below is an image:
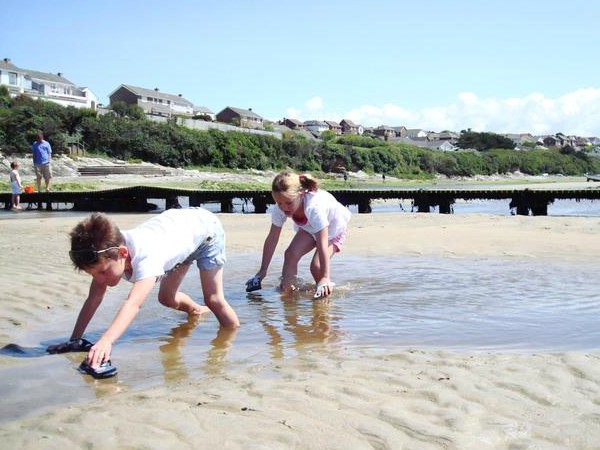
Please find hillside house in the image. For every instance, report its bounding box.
[304,120,329,136]
[216,106,264,129]
[406,129,429,140]
[0,57,97,109]
[393,126,408,137]
[434,131,459,141]
[324,120,342,135]
[373,125,397,139]
[109,84,194,117]
[340,119,363,135]
[437,141,458,151]
[193,105,216,121]
[504,133,537,149]
[283,118,305,130]
[539,134,579,149]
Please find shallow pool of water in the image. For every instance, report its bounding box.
[2,252,599,423]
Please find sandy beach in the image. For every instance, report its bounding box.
[1,208,600,449]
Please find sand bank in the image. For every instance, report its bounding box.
[0,212,599,449]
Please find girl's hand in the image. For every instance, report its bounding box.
[314,279,334,298]
[245,274,262,292]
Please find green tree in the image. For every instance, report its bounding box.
[457,131,515,151]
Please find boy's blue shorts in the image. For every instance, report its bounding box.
[183,225,226,271]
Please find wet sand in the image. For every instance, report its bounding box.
[1,210,599,448]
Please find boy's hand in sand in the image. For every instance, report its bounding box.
[87,338,112,368]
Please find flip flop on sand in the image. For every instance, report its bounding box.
[46,338,94,354]
[78,359,118,379]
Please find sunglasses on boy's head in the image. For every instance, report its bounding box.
[69,246,120,266]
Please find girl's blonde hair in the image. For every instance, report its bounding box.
[271,170,320,198]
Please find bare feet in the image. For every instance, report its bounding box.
[173,300,210,315]
[188,305,210,316]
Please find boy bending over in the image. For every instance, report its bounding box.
[49,208,239,368]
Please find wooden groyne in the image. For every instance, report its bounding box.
[2,186,600,215]
[77,165,170,177]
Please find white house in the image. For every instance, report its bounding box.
[437,141,458,151]
[304,120,330,136]
[193,105,216,121]
[406,128,429,139]
[0,58,98,109]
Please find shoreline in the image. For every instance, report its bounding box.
[2,153,599,191]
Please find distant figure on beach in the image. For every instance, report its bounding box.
[47,208,240,369]
[246,170,351,298]
[9,161,23,209]
[31,131,52,192]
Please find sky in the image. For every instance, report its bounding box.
[2,0,600,136]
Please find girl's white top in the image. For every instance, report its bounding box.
[271,189,351,239]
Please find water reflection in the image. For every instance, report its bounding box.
[158,316,199,382]
[202,327,238,376]
[79,361,125,397]
[158,316,238,381]
[248,288,345,360]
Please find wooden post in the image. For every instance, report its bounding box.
[530,200,550,216]
[358,198,372,213]
[220,199,233,213]
[188,193,202,207]
[252,195,268,213]
[413,192,433,213]
[438,198,454,214]
[166,195,181,209]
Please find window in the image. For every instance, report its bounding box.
[8,72,17,85]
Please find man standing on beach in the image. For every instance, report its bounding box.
[32,131,52,192]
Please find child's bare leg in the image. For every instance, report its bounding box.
[280,263,298,293]
[281,230,316,291]
[159,263,209,315]
[200,266,240,328]
[309,244,336,283]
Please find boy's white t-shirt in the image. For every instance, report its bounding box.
[121,208,220,282]
[271,189,351,239]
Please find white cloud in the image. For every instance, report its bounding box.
[285,89,600,136]
[305,96,324,112]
